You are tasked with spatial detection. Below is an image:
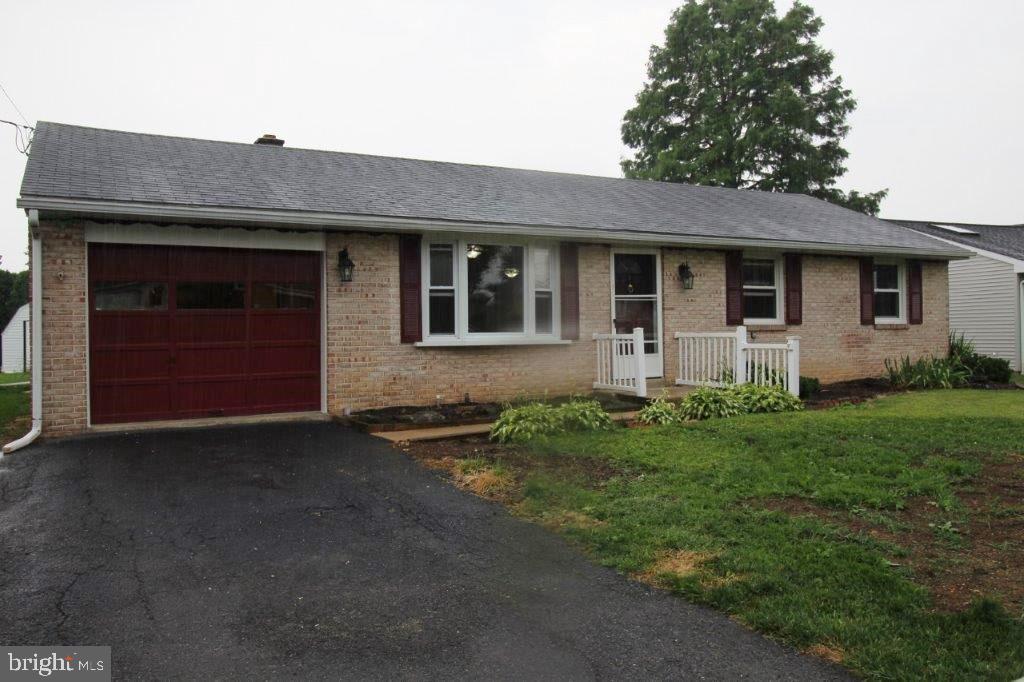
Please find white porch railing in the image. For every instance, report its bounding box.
[593,327,647,398]
[675,325,800,396]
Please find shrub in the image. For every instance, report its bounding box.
[637,395,681,425]
[799,376,821,398]
[884,355,969,390]
[556,398,614,432]
[490,402,561,443]
[970,355,1012,383]
[679,387,745,421]
[946,332,1012,383]
[746,363,786,388]
[734,384,803,413]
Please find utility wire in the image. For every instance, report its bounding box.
[0,119,33,156]
[0,81,30,126]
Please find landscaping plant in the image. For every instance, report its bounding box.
[637,394,681,425]
[733,384,803,413]
[884,355,969,390]
[490,402,562,443]
[799,375,821,398]
[556,398,614,432]
[678,386,745,421]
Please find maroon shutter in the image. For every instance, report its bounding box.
[859,257,875,325]
[725,251,743,326]
[560,243,580,340]
[784,253,802,325]
[399,235,422,343]
[908,260,923,324]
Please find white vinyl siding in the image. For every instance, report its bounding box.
[1,303,31,373]
[948,254,1021,371]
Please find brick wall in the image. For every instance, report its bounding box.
[34,224,950,435]
[660,250,949,383]
[325,232,612,412]
[36,220,89,436]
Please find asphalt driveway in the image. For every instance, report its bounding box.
[0,422,845,680]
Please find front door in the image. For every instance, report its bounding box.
[612,250,663,378]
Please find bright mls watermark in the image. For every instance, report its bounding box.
[1,647,109,681]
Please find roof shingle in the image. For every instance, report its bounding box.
[21,122,959,256]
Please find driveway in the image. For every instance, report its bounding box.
[0,422,845,680]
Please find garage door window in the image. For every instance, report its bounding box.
[252,282,316,309]
[93,282,168,310]
[176,282,245,309]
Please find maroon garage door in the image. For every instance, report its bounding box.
[89,244,321,424]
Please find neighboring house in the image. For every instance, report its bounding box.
[16,122,965,437]
[1,302,30,373]
[889,220,1023,371]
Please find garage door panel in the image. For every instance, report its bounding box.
[90,315,171,346]
[175,378,250,415]
[250,313,319,341]
[92,382,173,422]
[89,245,321,424]
[170,248,248,280]
[249,345,319,374]
[173,314,247,343]
[91,348,172,381]
[250,375,321,411]
[176,347,248,378]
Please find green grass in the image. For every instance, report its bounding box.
[0,372,29,385]
[514,391,1024,680]
[0,383,29,439]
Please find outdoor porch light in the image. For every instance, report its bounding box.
[466,243,483,259]
[338,248,355,282]
[678,262,694,289]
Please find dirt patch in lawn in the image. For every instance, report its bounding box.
[398,436,624,504]
[762,455,1024,614]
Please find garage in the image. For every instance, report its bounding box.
[88,243,321,424]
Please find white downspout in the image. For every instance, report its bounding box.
[3,210,43,455]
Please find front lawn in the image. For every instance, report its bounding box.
[405,390,1024,680]
[0,372,29,386]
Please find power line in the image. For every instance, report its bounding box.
[0,80,29,125]
[0,119,33,156]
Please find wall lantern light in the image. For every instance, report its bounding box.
[678,262,694,290]
[338,248,355,283]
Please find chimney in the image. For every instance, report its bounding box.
[254,134,284,146]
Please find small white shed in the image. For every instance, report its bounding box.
[1,303,31,373]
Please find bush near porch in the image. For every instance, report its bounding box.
[404,390,1024,680]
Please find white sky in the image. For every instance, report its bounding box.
[1,0,1021,270]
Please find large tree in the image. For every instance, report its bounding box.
[621,0,886,215]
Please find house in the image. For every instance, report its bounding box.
[889,220,1023,371]
[1,303,30,373]
[12,122,966,439]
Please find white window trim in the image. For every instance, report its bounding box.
[742,253,785,325]
[873,259,907,325]
[417,236,563,346]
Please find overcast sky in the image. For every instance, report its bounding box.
[1,0,1021,269]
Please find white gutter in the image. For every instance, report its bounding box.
[17,195,969,260]
[3,210,43,455]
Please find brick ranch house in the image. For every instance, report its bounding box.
[7,122,966,445]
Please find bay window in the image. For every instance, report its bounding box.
[421,238,560,343]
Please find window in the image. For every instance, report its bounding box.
[251,282,316,309]
[93,281,167,311]
[422,239,559,343]
[742,257,782,323]
[176,282,245,309]
[428,244,456,334]
[873,262,905,322]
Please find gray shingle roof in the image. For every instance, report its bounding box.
[888,220,1024,262]
[20,121,960,256]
